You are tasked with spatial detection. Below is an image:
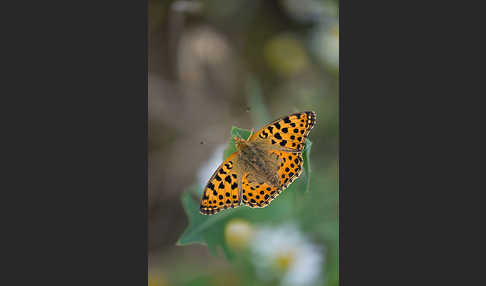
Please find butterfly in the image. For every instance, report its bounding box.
[200,111,316,215]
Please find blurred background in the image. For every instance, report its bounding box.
[149,0,338,285]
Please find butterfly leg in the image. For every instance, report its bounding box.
[248,128,255,139]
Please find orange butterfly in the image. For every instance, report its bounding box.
[200,111,316,215]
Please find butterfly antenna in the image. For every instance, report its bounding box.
[248,128,254,139]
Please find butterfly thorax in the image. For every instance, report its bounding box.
[235,138,280,187]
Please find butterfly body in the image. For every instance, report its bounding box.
[235,137,280,188]
[200,111,316,215]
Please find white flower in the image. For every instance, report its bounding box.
[250,224,324,286]
[197,144,226,188]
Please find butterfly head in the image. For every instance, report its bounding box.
[233,136,249,151]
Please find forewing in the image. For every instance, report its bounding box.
[200,152,241,215]
[249,111,316,151]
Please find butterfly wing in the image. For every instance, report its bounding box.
[241,151,304,208]
[271,150,304,189]
[200,152,242,215]
[249,111,316,152]
[240,173,280,208]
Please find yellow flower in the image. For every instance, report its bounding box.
[225,218,254,251]
[273,250,296,272]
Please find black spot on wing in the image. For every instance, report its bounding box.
[283,117,291,123]
[274,122,281,129]
[274,133,282,139]
[218,182,225,189]
[280,140,287,146]
[225,175,232,184]
[231,182,238,189]
[267,126,274,133]
[208,182,215,191]
[281,127,288,133]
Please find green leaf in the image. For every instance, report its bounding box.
[302,139,312,193]
[177,190,237,259]
[223,126,251,160]
[177,191,233,245]
[176,191,206,245]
